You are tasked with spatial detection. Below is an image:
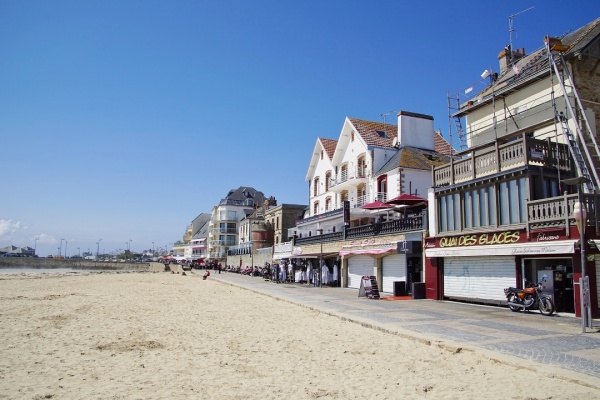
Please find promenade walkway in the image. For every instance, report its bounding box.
[203,270,600,387]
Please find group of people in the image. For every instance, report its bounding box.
[269,260,339,287]
[196,259,340,287]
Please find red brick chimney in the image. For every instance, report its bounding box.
[498,46,525,74]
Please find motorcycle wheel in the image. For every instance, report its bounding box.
[507,293,521,312]
[538,296,555,316]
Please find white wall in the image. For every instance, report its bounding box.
[398,113,434,150]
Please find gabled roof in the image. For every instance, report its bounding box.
[462,17,600,113]
[305,137,337,181]
[434,131,455,157]
[347,117,397,147]
[375,145,453,175]
[320,138,337,160]
[222,186,266,204]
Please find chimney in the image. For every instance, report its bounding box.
[498,45,526,74]
[397,111,434,151]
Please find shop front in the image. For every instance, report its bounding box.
[340,234,422,293]
[424,228,599,317]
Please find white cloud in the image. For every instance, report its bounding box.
[0,219,26,237]
[36,233,56,244]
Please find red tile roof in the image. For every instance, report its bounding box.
[319,138,337,160]
[433,131,455,157]
[348,118,398,147]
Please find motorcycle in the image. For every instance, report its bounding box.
[504,275,555,316]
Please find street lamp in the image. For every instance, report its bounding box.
[97,239,102,259]
[574,200,591,332]
[563,176,592,332]
[60,238,64,258]
[64,241,68,259]
[317,228,324,288]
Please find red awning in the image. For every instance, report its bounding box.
[385,193,426,206]
[360,200,392,210]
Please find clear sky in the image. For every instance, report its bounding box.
[1,1,597,257]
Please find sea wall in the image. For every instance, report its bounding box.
[0,257,162,271]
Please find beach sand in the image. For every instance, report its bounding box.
[0,271,598,400]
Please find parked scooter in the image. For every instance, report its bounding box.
[504,275,555,316]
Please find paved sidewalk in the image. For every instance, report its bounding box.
[201,270,600,386]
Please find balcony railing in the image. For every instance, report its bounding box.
[527,192,599,233]
[433,136,572,187]
[293,213,426,246]
[209,240,237,247]
[210,227,237,234]
[329,167,368,189]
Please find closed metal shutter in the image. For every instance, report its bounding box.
[348,256,374,289]
[382,254,406,293]
[586,255,600,311]
[444,256,515,302]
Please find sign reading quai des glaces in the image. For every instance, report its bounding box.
[439,231,521,248]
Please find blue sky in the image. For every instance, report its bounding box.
[1,1,597,257]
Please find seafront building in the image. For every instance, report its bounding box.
[172,17,600,322]
[424,17,600,319]
[206,187,267,261]
[276,111,453,293]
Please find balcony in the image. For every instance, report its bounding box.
[527,193,598,233]
[329,168,368,192]
[294,213,425,246]
[433,135,572,187]
[209,240,237,247]
[210,227,237,235]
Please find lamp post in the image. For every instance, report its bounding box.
[317,228,324,288]
[60,238,64,258]
[152,242,155,257]
[77,247,80,257]
[563,177,592,332]
[97,239,102,259]
[64,241,68,259]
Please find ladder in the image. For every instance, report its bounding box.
[447,93,467,152]
[546,37,600,193]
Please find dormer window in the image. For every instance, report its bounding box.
[375,130,388,138]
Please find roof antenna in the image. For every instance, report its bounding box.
[509,6,534,54]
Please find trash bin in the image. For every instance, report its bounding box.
[412,282,425,299]
[393,281,406,296]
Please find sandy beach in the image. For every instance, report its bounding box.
[0,271,598,400]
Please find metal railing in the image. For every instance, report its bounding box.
[433,136,572,187]
[329,167,368,188]
[293,213,426,246]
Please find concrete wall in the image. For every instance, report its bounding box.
[0,257,154,271]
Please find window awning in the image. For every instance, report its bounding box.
[425,240,577,257]
[287,252,338,259]
[339,248,396,256]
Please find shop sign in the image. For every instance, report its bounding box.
[343,238,398,251]
[439,231,520,248]
[397,241,420,254]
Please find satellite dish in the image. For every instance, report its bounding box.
[392,137,398,147]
